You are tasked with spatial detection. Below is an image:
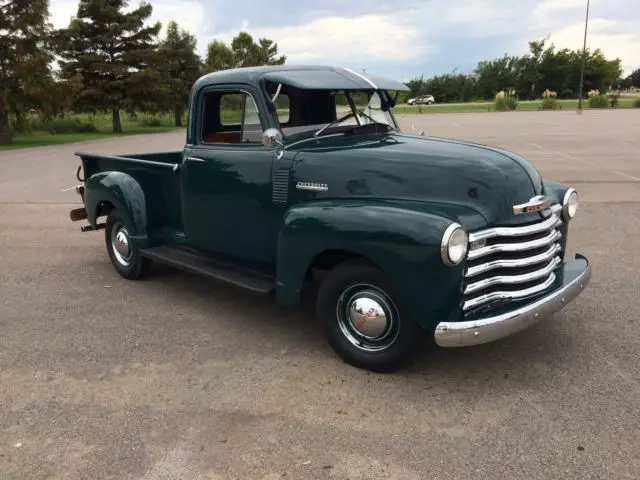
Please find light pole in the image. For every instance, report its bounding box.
[577,0,590,113]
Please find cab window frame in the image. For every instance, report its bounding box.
[197,86,268,147]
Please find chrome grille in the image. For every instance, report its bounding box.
[463,205,564,312]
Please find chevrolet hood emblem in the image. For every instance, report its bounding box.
[512,195,551,215]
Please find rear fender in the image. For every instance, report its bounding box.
[83,171,149,246]
[275,201,482,331]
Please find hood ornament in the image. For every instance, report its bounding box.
[512,195,551,215]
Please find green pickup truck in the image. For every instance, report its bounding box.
[69,65,591,372]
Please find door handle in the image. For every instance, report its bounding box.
[185,156,206,163]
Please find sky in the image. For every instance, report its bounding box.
[49,0,640,81]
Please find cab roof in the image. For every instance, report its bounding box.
[192,65,410,92]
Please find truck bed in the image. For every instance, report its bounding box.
[76,150,185,240]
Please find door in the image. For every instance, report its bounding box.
[181,87,278,265]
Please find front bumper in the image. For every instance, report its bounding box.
[434,253,591,347]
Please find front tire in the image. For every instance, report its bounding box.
[105,210,151,280]
[316,260,428,373]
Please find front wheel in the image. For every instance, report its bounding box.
[316,260,428,373]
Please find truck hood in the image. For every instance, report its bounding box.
[288,131,546,227]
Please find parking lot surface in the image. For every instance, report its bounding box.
[1,110,639,479]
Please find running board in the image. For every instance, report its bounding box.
[139,245,275,294]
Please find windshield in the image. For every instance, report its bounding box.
[267,84,400,141]
[350,91,397,128]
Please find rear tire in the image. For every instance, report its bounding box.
[316,260,428,373]
[105,210,151,280]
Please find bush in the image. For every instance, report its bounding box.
[587,94,609,109]
[46,118,97,134]
[541,97,561,110]
[540,89,560,110]
[494,90,518,111]
[140,116,163,127]
[633,99,640,108]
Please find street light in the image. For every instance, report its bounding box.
[577,0,590,113]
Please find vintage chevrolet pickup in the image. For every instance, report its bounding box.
[69,65,591,372]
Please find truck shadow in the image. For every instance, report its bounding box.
[145,262,583,391]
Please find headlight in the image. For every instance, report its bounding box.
[441,223,468,266]
[562,188,578,221]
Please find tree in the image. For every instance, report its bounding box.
[205,39,234,72]
[620,68,640,89]
[53,0,162,133]
[515,39,546,99]
[0,0,53,144]
[155,21,201,126]
[474,55,519,99]
[204,31,286,74]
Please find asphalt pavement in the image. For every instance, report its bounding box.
[1,110,639,479]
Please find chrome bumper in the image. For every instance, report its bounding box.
[434,253,591,347]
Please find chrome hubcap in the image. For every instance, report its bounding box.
[337,283,400,352]
[111,223,132,267]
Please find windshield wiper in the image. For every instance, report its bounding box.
[313,111,356,137]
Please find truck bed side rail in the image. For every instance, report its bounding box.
[74,152,180,172]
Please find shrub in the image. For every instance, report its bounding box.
[140,116,163,127]
[633,99,640,108]
[587,94,609,109]
[541,97,561,110]
[540,89,560,110]
[46,118,97,134]
[494,90,518,111]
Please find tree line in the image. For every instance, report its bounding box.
[404,38,639,103]
[2,0,639,145]
[0,0,285,144]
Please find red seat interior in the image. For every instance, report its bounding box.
[204,131,242,144]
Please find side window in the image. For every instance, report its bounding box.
[200,90,264,145]
[220,93,245,126]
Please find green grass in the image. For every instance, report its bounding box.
[393,98,637,114]
[1,112,183,151]
[0,126,180,152]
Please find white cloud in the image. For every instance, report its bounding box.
[209,13,432,63]
[145,1,208,39]
[533,0,586,18]
[547,18,640,74]
[49,0,208,40]
[48,0,640,76]
[49,0,79,28]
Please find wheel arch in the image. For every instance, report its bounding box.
[303,248,381,279]
[83,171,150,247]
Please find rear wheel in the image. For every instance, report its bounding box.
[105,210,151,280]
[316,260,428,373]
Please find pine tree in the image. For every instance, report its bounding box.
[0,0,53,144]
[156,21,201,127]
[54,0,161,133]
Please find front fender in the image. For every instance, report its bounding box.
[84,171,149,246]
[275,200,485,331]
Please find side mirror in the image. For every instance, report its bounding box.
[262,128,284,149]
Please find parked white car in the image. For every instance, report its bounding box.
[407,94,435,105]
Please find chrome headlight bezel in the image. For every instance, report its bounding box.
[440,223,469,266]
[562,188,578,221]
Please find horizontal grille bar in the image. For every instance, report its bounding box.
[469,213,562,242]
[465,243,562,278]
[463,273,557,311]
[462,206,564,312]
[467,229,562,261]
[464,256,561,295]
